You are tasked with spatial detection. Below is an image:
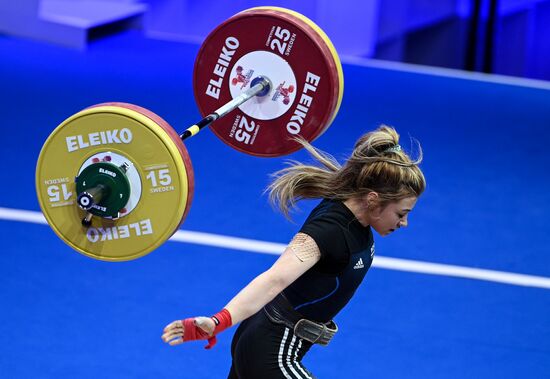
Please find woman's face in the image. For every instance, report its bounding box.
[368,196,418,236]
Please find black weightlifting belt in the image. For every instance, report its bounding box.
[263,294,338,346]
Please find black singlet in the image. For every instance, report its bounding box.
[283,199,375,323]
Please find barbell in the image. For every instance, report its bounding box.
[35,6,344,261]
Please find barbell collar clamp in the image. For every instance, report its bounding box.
[77,184,107,210]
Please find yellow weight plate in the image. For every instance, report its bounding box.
[36,104,194,261]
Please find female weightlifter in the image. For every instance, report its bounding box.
[161,125,426,378]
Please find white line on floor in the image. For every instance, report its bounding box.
[2,206,549,289]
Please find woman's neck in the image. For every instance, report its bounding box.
[343,197,369,227]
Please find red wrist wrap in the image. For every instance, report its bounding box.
[182,309,233,350]
[211,309,232,334]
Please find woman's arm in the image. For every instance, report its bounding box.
[161,233,320,346]
[224,232,320,323]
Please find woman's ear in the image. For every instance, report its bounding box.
[365,192,379,209]
[363,192,382,221]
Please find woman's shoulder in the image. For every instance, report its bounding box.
[302,199,372,251]
[305,199,357,226]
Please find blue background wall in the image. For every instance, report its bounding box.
[144,0,550,80]
[1,0,549,80]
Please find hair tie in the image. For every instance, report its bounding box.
[384,144,401,154]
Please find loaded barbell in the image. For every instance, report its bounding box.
[35,6,344,261]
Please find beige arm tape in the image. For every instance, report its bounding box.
[288,233,321,262]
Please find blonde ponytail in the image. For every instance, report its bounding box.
[268,125,426,216]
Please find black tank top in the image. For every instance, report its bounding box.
[283,199,374,323]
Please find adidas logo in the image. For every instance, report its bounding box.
[353,258,364,270]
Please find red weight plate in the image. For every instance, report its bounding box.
[193,7,342,157]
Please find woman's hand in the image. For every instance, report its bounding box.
[161,316,215,346]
